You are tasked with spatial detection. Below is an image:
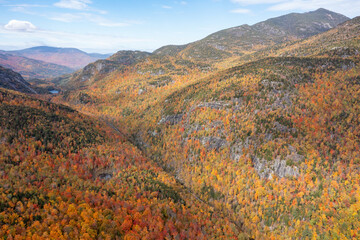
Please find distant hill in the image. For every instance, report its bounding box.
[0,51,74,80]
[0,65,37,94]
[154,8,349,61]
[9,46,111,70]
[53,50,151,88]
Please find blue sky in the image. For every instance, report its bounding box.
[0,0,360,53]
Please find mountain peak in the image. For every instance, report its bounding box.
[314,8,335,13]
[159,8,350,61]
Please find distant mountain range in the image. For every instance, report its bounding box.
[0,46,111,80]
[8,46,111,69]
[154,8,349,60]
[0,51,74,80]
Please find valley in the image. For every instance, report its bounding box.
[1,7,360,239]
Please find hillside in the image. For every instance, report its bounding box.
[10,46,111,69]
[155,8,349,61]
[56,9,349,91]
[52,50,152,89]
[273,16,360,57]
[0,51,73,80]
[52,13,360,239]
[0,66,37,94]
[0,88,247,239]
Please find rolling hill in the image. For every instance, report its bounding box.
[0,51,74,80]
[52,50,151,89]
[9,46,111,69]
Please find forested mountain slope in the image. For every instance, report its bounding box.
[0,66,37,94]
[0,51,73,80]
[0,88,248,239]
[52,50,152,89]
[50,14,360,239]
[155,8,349,61]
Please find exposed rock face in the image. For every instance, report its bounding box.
[252,156,300,179]
[138,88,146,95]
[95,168,114,180]
[98,173,113,180]
[158,114,184,125]
[200,136,228,151]
[195,101,230,110]
[230,141,244,162]
[0,66,37,94]
[328,47,359,58]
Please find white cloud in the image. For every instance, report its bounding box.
[54,0,92,10]
[50,13,82,23]
[4,4,49,16]
[97,22,129,27]
[231,0,284,4]
[10,6,35,14]
[4,20,37,32]
[53,0,106,14]
[230,8,251,13]
[50,13,132,27]
[162,5,172,9]
[5,4,48,7]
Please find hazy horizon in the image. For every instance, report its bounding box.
[1,0,360,53]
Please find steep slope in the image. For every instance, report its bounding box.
[0,88,247,239]
[273,16,360,57]
[53,50,151,89]
[155,8,349,61]
[153,44,188,56]
[56,15,360,239]
[0,66,37,94]
[10,46,111,69]
[0,51,73,79]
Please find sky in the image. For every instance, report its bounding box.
[0,0,360,54]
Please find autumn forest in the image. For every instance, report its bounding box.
[1,7,360,240]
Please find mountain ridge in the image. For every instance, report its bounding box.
[52,50,152,88]
[154,8,349,61]
[0,51,74,80]
[0,66,37,94]
[8,46,111,69]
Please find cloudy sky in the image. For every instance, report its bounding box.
[1,0,360,53]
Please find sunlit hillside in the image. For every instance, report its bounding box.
[50,14,360,239]
[1,6,360,240]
